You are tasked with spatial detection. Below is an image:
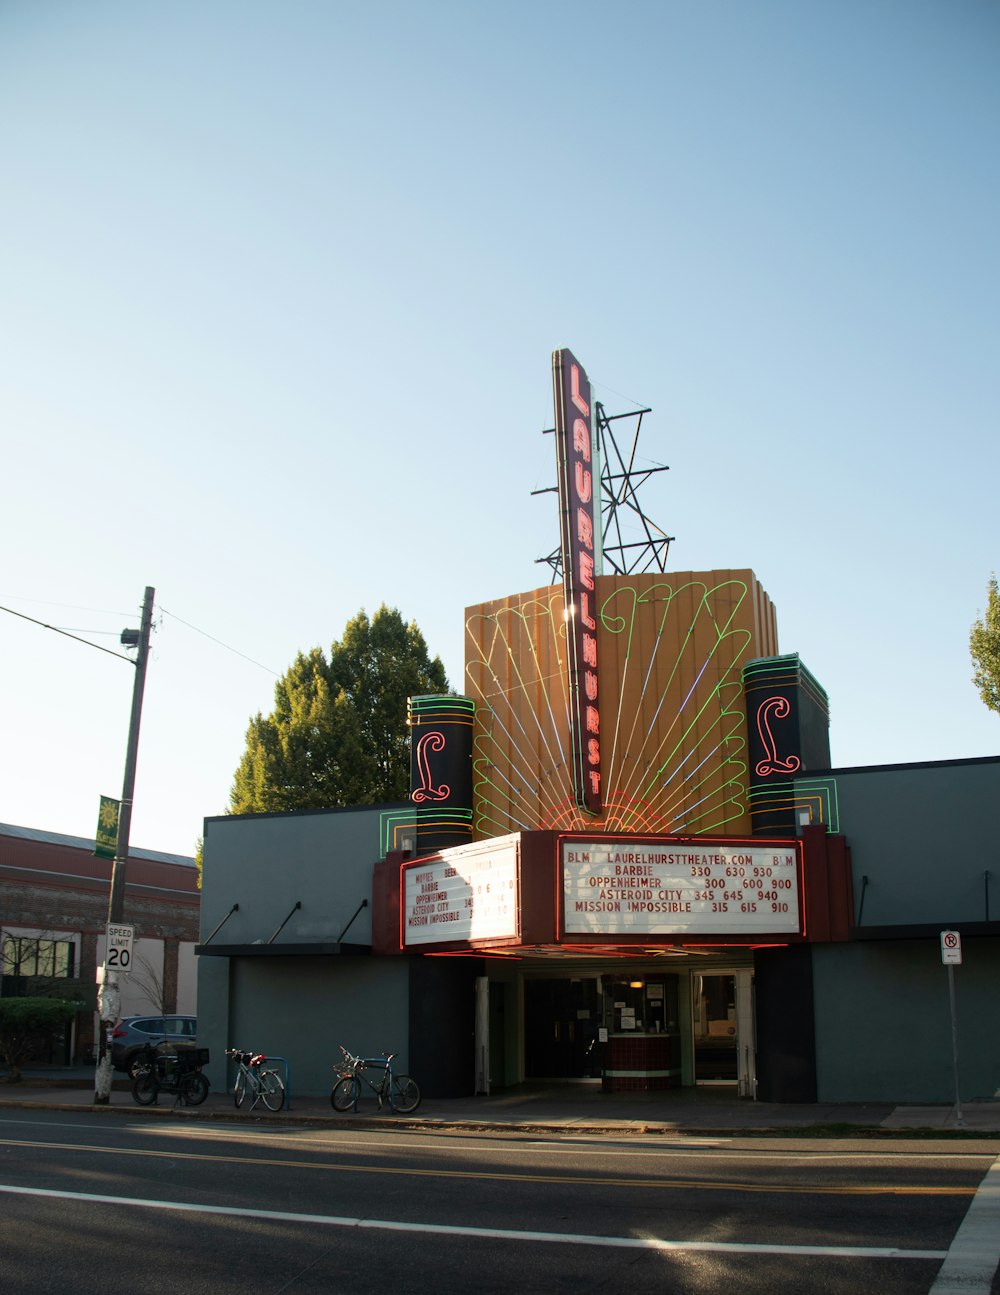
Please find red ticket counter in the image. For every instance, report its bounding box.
[600,974,682,1090]
[602,1031,682,1091]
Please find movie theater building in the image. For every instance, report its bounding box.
[197,640,999,1105]
[196,352,1000,1104]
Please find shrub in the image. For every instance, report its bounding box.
[0,997,80,1082]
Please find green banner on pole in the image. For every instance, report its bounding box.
[95,796,120,859]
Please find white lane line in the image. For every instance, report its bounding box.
[929,1157,1000,1293]
[0,1183,946,1259]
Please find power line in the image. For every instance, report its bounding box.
[0,594,131,617]
[2,596,281,677]
[160,608,279,676]
[49,627,124,636]
[591,377,651,411]
[0,603,136,664]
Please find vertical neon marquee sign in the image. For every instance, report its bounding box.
[553,348,602,815]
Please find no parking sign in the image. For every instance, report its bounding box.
[940,929,962,966]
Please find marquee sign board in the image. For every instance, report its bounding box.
[402,835,519,947]
[562,839,801,936]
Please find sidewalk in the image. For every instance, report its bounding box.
[3,1069,999,1135]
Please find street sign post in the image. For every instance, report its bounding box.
[106,923,135,974]
[95,585,155,1106]
[940,929,964,1127]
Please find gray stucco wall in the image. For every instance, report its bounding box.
[200,806,398,948]
[813,937,1000,1103]
[199,954,410,1098]
[198,805,412,1098]
[196,955,231,1092]
[801,758,1000,1103]
[822,759,998,927]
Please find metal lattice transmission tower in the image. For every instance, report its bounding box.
[535,402,675,582]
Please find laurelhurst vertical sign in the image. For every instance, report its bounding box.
[552,348,602,814]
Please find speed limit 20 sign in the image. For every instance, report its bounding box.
[106,923,135,972]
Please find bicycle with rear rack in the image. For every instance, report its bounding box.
[130,1043,210,1107]
[330,1045,420,1114]
[226,1048,286,1112]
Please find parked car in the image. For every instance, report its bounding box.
[111,1015,197,1076]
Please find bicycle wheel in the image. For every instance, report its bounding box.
[390,1075,420,1113]
[131,1072,159,1106]
[261,1069,285,1112]
[234,1070,247,1109]
[129,1053,154,1080]
[182,1072,210,1106]
[331,1076,360,1111]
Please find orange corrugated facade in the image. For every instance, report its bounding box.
[464,570,778,840]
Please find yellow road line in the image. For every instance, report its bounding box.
[0,1137,975,1197]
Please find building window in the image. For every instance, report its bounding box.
[603,974,679,1035]
[2,936,76,980]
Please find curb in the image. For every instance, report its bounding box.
[2,1095,998,1141]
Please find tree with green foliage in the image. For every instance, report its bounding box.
[970,574,1000,716]
[230,606,450,814]
[0,997,79,1083]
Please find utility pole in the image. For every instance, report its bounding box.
[94,585,155,1104]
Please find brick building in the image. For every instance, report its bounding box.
[1,822,200,1064]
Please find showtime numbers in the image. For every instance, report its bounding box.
[564,844,800,935]
[404,839,520,947]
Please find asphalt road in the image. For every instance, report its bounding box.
[1,1109,998,1294]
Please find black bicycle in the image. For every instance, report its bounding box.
[130,1043,210,1107]
[330,1046,420,1114]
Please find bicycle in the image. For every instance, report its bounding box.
[226,1048,286,1112]
[130,1043,210,1107]
[330,1046,420,1114]
[332,1044,359,1083]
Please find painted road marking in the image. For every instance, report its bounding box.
[0,1135,978,1196]
[104,1124,1000,1168]
[0,1117,991,1166]
[929,1158,1000,1294]
[0,1183,949,1259]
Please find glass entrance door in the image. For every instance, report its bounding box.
[693,973,738,1084]
[524,978,601,1079]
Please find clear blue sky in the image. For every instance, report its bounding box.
[2,1,997,858]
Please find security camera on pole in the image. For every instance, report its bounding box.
[94,586,155,1105]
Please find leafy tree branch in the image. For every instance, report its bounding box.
[970,574,1000,716]
[229,605,450,814]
